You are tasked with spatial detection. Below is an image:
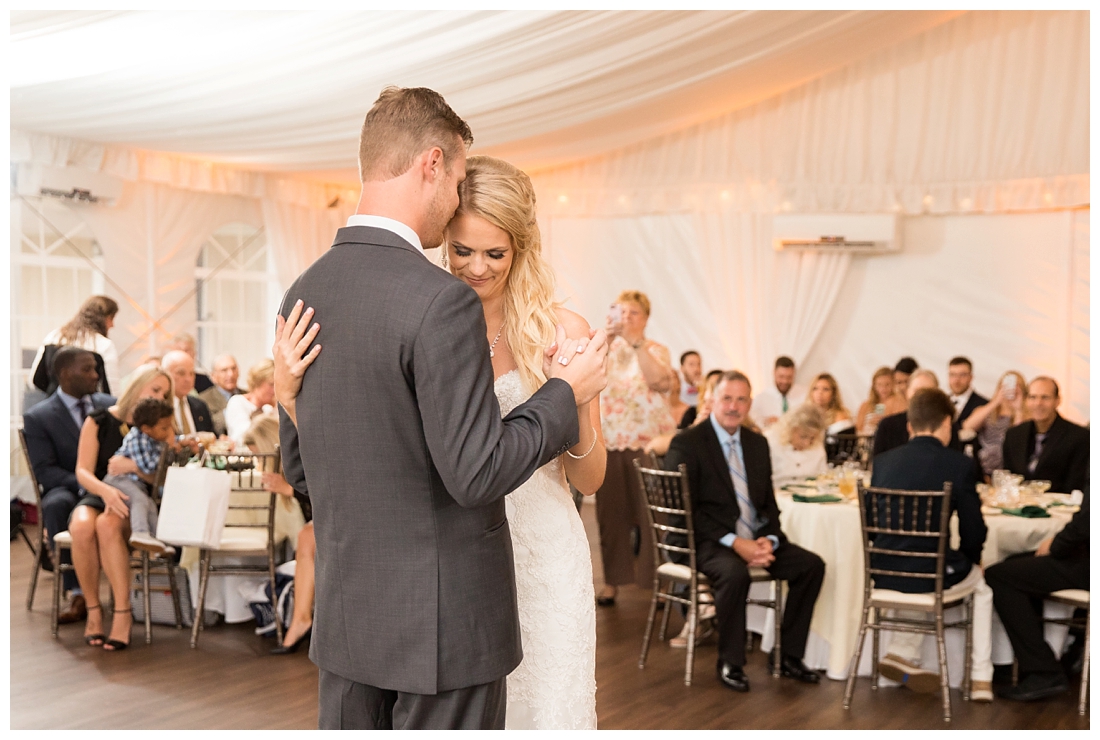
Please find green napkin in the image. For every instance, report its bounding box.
[999,505,1051,518]
[792,493,843,503]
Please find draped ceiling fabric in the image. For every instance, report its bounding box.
[8,10,1089,418]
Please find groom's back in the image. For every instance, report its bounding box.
[281,225,523,694]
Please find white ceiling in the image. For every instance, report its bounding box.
[10,10,961,182]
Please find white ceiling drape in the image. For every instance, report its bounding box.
[530,10,1089,218]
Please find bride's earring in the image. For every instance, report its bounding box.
[440,242,451,272]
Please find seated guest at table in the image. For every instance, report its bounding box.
[667,371,691,430]
[962,370,1028,479]
[856,366,905,435]
[162,351,215,437]
[985,490,1089,701]
[766,404,828,488]
[753,356,806,431]
[664,371,826,692]
[869,387,993,702]
[1002,377,1089,494]
[872,369,940,459]
[166,332,214,393]
[225,359,276,444]
[241,414,315,655]
[680,350,702,409]
[198,354,242,436]
[892,357,919,405]
[70,366,177,650]
[806,372,852,434]
[947,356,988,431]
[22,347,114,623]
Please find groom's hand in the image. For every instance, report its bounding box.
[549,327,608,406]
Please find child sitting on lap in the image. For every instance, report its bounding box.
[103,397,176,555]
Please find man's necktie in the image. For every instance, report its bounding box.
[727,439,756,540]
[781,395,789,414]
[79,398,91,423]
[1027,432,1047,474]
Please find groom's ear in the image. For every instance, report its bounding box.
[421,146,446,182]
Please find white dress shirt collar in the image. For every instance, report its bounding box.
[709,414,742,453]
[952,387,973,412]
[346,215,424,256]
[56,389,91,429]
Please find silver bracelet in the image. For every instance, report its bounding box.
[566,427,599,460]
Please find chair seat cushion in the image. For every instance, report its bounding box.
[53,530,72,547]
[871,578,977,608]
[213,527,270,552]
[1048,589,1090,606]
[656,562,774,584]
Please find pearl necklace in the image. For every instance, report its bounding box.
[489,323,505,358]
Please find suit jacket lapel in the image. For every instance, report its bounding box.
[50,395,81,444]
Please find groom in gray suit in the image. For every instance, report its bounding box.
[277,87,607,730]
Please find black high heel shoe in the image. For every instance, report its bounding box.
[271,626,312,655]
[83,604,105,646]
[103,607,132,651]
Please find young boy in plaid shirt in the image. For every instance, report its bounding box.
[103,397,176,555]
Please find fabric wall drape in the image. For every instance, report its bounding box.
[261,198,356,293]
[70,181,262,369]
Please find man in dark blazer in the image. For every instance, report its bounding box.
[197,354,241,436]
[872,369,940,459]
[947,356,988,452]
[664,371,825,693]
[869,387,994,701]
[275,87,607,730]
[22,346,113,620]
[986,491,1088,701]
[1002,377,1088,494]
[162,350,214,436]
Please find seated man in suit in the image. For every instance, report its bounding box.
[1002,377,1088,494]
[870,388,994,702]
[166,332,214,393]
[986,490,1088,701]
[872,368,940,458]
[198,354,242,436]
[664,371,825,692]
[22,346,114,622]
[162,350,215,437]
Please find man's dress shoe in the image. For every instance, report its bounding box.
[995,671,1069,702]
[57,594,87,624]
[769,654,822,684]
[717,660,750,692]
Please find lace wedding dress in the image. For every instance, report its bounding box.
[496,369,597,730]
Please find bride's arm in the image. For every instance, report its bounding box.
[557,308,607,494]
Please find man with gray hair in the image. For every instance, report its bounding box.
[161,350,214,436]
[198,354,241,436]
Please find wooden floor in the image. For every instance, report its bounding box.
[10,502,1090,729]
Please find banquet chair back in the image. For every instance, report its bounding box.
[843,483,976,723]
[17,428,55,613]
[632,460,783,684]
[1042,590,1089,715]
[826,432,873,469]
[190,450,282,648]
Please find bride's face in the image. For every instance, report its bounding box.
[446,213,514,301]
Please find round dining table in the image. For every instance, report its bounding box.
[748,486,1078,684]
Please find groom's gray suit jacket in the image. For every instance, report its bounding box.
[279,225,579,695]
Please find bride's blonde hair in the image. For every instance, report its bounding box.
[445,155,558,395]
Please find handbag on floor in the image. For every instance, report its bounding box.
[131,566,219,628]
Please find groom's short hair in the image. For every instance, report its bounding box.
[359,86,473,182]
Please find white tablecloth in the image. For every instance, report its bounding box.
[761,492,1076,682]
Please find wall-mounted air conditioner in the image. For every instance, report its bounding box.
[773,213,899,254]
[15,163,124,206]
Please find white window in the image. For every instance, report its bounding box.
[11,196,105,419]
[195,222,280,381]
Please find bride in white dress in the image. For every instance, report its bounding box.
[442,155,605,729]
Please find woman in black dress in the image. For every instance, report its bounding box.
[70,366,174,650]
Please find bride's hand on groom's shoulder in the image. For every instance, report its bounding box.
[273,300,322,422]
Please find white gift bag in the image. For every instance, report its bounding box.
[156,465,232,549]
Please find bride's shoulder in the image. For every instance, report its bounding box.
[552,306,591,338]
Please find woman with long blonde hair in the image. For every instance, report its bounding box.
[439,154,602,729]
[856,366,905,433]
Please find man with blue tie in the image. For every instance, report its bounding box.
[665,370,825,692]
[22,346,114,622]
